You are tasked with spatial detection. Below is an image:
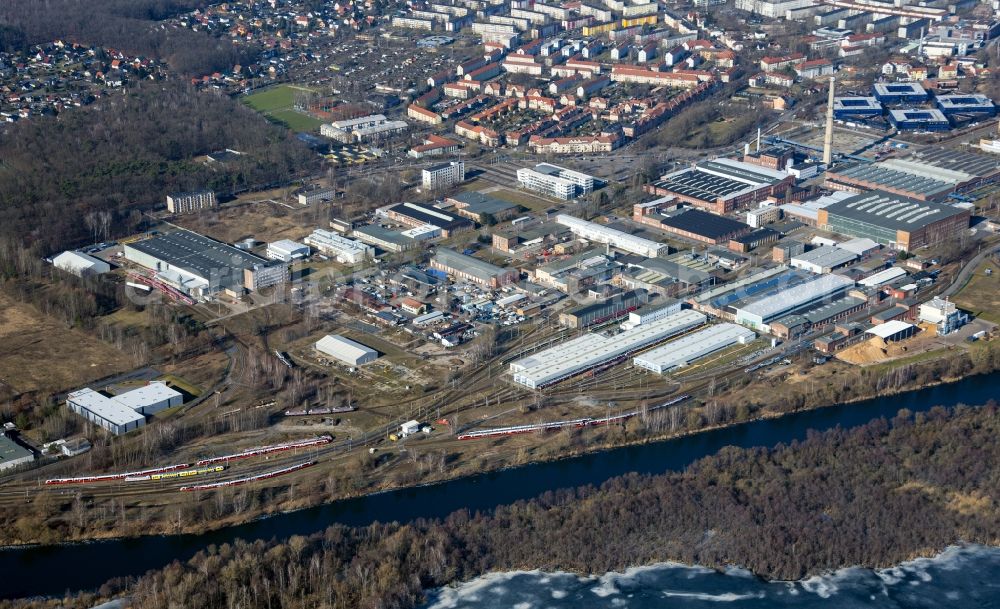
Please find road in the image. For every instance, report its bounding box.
[940,243,1000,298]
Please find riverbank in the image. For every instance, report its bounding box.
[5,396,999,607]
[2,342,998,548]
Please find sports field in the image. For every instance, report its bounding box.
[244,84,324,132]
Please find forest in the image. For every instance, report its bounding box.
[4,402,999,609]
[0,81,319,260]
[0,0,250,75]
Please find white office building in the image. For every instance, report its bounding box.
[166,190,216,214]
[517,163,595,200]
[556,214,667,257]
[422,161,466,190]
[634,323,756,374]
[305,229,373,264]
[52,251,111,277]
[266,239,311,262]
[315,334,380,366]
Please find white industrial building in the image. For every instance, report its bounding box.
[734,274,855,331]
[166,190,216,214]
[517,163,595,200]
[634,323,756,374]
[422,161,466,190]
[510,310,706,389]
[918,297,968,335]
[867,320,916,342]
[858,266,907,287]
[556,214,668,258]
[315,334,380,366]
[52,251,111,277]
[789,246,858,274]
[620,300,684,330]
[305,229,373,264]
[266,239,311,262]
[66,382,183,435]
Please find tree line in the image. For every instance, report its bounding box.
[0,0,253,74]
[5,401,1000,609]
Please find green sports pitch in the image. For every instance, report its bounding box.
[244,85,324,131]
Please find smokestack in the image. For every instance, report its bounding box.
[756,127,761,152]
[823,76,835,167]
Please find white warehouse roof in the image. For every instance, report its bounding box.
[111,382,182,411]
[52,251,111,276]
[858,266,907,287]
[315,334,379,366]
[736,274,855,325]
[866,320,914,339]
[510,310,706,388]
[556,214,667,258]
[634,323,756,374]
[67,388,147,428]
[268,239,310,256]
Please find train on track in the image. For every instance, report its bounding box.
[180,461,316,492]
[124,465,226,482]
[194,435,332,466]
[457,395,690,440]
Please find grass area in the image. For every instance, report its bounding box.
[0,293,132,394]
[244,84,322,132]
[866,347,953,374]
[951,260,1000,324]
[157,373,204,398]
[487,187,556,212]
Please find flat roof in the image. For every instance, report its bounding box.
[67,388,147,427]
[434,247,509,282]
[791,245,858,270]
[738,274,855,321]
[564,289,647,319]
[126,230,268,281]
[936,94,995,110]
[634,323,755,371]
[867,319,914,338]
[652,160,782,203]
[888,108,948,122]
[834,97,882,110]
[354,224,413,246]
[268,239,309,252]
[829,162,955,198]
[802,296,866,324]
[0,434,33,466]
[387,202,470,230]
[111,382,182,410]
[873,82,927,96]
[658,208,750,240]
[451,191,518,215]
[824,191,970,232]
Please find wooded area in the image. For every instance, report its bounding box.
[0,0,250,74]
[5,402,999,609]
[0,81,319,259]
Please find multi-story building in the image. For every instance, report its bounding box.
[166,190,216,214]
[304,229,374,264]
[516,163,595,199]
[422,161,466,190]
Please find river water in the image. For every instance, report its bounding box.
[420,545,1000,609]
[2,371,999,599]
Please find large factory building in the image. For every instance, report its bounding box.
[645,158,794,214]
[124,230,289,298]
[817,191,971,251]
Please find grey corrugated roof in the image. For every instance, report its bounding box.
[824,191,969,232]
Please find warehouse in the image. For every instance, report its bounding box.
[305,229,373,264]
[67,389,148,435]
[52,251,111,277]
[824,161,956,201]
[634,323,756,374]
[430,248,518,288]
[866,319,915,342]
[0,434,34,472]
[556,214,668,257]
[353,225,416,252]
[315,334,379,366]
[692,266,804,319]
[789,245,858,273]
[559,289,649,328]
[112,382,183,416]
[266,239,310,262]
[888,109,950,132]
[733,273,855,331]
[858,266,907,287]
[124,230,289,297]
[935,94,996,117]
[872,82,928,104]
[832,97,883,119]
[655,208,752,244]
[383,202,474,237]
[511,310,707,388]
[645,158,793,214]
[448,191,520,223]
[817,191,971,251]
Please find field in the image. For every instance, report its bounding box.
[0,293,132,394]
[951,260,1000,324]
[244,85,324,132]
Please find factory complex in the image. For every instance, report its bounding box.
[67,383,183,435]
